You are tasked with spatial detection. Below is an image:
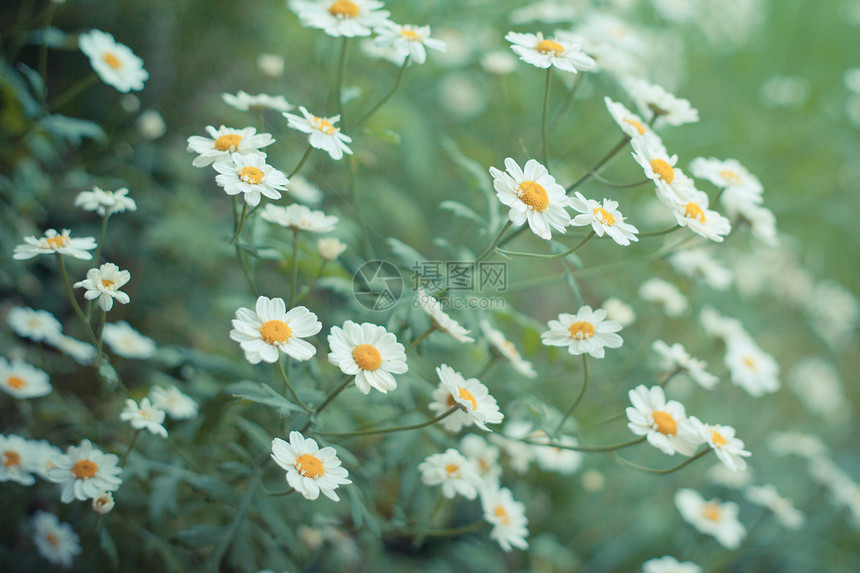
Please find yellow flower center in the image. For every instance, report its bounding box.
[593,207,616,226]
[102,52,122,69]
[651,411,677,436]
[445,463,459,475]
[684,202,706,223]
[7,376,26,390]
[458,387,478,411]
[400,29,423,42]
[46,533,60,547]
[743,356,756,370]
[567,321,594,340]
[46,235,70,249]
[295,453,324,478]
[3,451,20,467]
[101,279,115,288]
[328,0,359,17]
[314,116,337,135]
[214,134,242,152]
[518,181,549,212]
[710,430,727,447]
[720,170,742,185]
[623,118,647,135]
[536,39,565,55]
[72,459,99,479]
[240,166,265,185]
[352,344,382,371]
[260,320,291,344]
[650,159,674,182]
[494,505,511,524]
[701,502,722,521]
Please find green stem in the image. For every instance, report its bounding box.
[230,202,248,244]
[92,214,110,265]
[203,473,261,571]
[565,135,631,193]
[552,72,584,125]
[277,358,312,413]
[37,4,58,101]
[541,68,552,167]
[263,486,296,497]
[592,173,651,188]
[318,405,459,437]
[554,354,588,434]
[404,326,435,354]
[290,228,300,308]
[639,225,682,238]
[119,429,141,465]
[48,73,99,112]
[474,220,513,264]
[96,309,107,356]
[56,254,101,354]
[396,520,487,538]
[660,366,683,387]
[353,55,410,130]
[475,354,498,380]
[333,37,350,119]
[497,229,595,259]
[614,446,711,474]
[288,145,314,178]
[524,435,645,453]
[300,375,355,432]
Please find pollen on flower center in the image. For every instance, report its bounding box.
[400,29,423,42]
[568,321,595,339]
[352,344,382,371]
[623,118,647,135]
[594,207,616,226]
[46,236,70,249]
[710,430,727,447]
[702,502,722,521]
[536,39,565,55]
[3,451,20,467]
[314,116,337,135]
[260,320,292,344]
[743,356,756,370]
[684,202,706,222]
[650,159,674,182]
[328,0,359,17]
[214,134,242,151]
[45,533,60,547]
[103,52,122,69]
[445,463,459,475]
[240,166,265,185]
[457,387,478,410]
[494,505,511,524]
[101,279,115,288]
[518,181,550,211]
[7,376,25,389]
[652,410,678,435]
[72,459,99,479]
[720,170,742,185]
[295,453,324,478]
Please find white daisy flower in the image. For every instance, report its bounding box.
[505,31,597,73]
[289,0,390,38]
[374,22,446,65]
[119,398,168,438]
[604,96,653,139]
[317,237,347,261]
[260,203,339,233]
[684,417,750,471]
[13,229,96,261]
[626,385,699,456]
[652,339,719,389]
[30,440,63,481]
[630,133,694,201]
[213,153,289,206]
[489,419,536,474]
[91,489,116,515]
[102,321,157,359]
[430,364,504,432]
[481,485,529,552]
[149,385,198,420]
[639,278,689,317]
[479,320,536,378]
[459,433,502,486]
[735,202,779,246]
[222,91,293,113]
[625,78,699,128]
[724,339,780,397]
[418,448,482,499]
[186,125,274,168]
[489,157,571,240]
[568,192,640,246]
[73,186,137,217]
[52,335,98,365]
[699,306,749,343]
[743,484,805,529]
[47,439,123,503]
[529,431,583,475]
[6,307,63,343]
[271,431,351,501]
[414,288,475,343]
[230,296,321,364]
[73,262,131,312]
[668,248,733,291]
[602,297,636,327]
[540,305,623,359]
[78,29,148,92]
[0,357,52,398]
[662,189,732,243]
[285,175,324,205]
[689,157,763,207]
[31,511,82,568]
[0,434,38,485]
[642,555,703,573]
[284,106,352,160]
[788,357,846,418]
[327,321,408,394]
[674,488,746,549]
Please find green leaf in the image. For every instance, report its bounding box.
[40,114,106,145]
[228,380,301,416]
[99,526,120,570]
[347,486,381,538]
[439,200,487,228]
[385,237,426,268]
[149,471,182,521]
[441,136,498,225]
[563,269,583,307]
[175,525,226,548]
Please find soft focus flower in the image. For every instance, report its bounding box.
[230,297,321,364]
[0,357,52,398]
[415,288,475,343]
[481,486,529,551]
[481,50,518,75]
[285,175,324,205]
[626,385,699,456]
[685,417,750,471]
[568,192,640,246]
[0,434,38,485]
[529,432,583,475]
[91,490,115,515]
[149,385,199,420]
[675,488,746,549]
[642,555,702,573]
[102,321,157,359]
[374,22,446,65]
[137,109,166,139]
[479,320,536,378]
[261,203,339,233]
[430,364,504,432]
[120,398,168,438]
[213,153,289,206]
[222,91,293,112]
[418,448,482,499]
[284,106,352,160]
[327,321,408,394]
[602,297,636,326]
[13,229,96,261]
[79,29,148,92]
[74,262,131,311]
[652,340,719,389]
[32,511,82,568]
[788,357,847,418]
[639,278,689,317]
[766,431,827,460]
[489,157,571,240]
[30,440,63,481]
[625,78,699,127]
[540,305,623,359]
[7,307,63,342]
[604,96,654,139]
[47,439,123,503]
[186,126,274,168]
[271,431,351,501]
[257,53,285,77]
[52,335,98,364]
[689,157,763,208]
[724,339,780,397]
[669,248,733,291]
[459,433,502,486]
[289,0,390,37]
[489,419,536,474]
[505,31,597,73]
[317,238,347,260]
[74,186,137,217]
[743,484,805,529]
[707,463,754,489]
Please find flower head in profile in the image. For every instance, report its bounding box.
[120,398,168,438]
[374,22,446,65]
[0,358,52,399]
[260,203,339,233]
[79,29,148,92]
[92,490,116,515]
[327,321,408,394]
[642,555,702,573]
[675,488,746,549]
[14,229,96,261]
[74,186,137,217]
[479,320,536,378]
[7,307,63,343]
[186,126,274,168]
[430,364,504,432]
[505,31,597,73]
[625,78,699,128]
[569,192,639,246]
[652,339,718,389]
[53,335,98,365]
[459,433,502,486]
[213,153,289,206]
[415,288,475,343]
[284,106,352,160]
[489,158,571,240]
[149,385,198,420]
[32,511,82,568]
[230,296,321,364]
[0,434,38,485]
[289,0,390,38]
[418,448,482,499]
[689,157,763,207]
[74,263,131,311]
[222,91,293,113]
[102,321,157,359]
[630,134,691,199]
[685,417,750,471]
[662,189,732,243]
[540,305,623,359]
[47,439,123,503]
[271,431,351,501]
[604,96,653,139]
[481,486,529,551]
[317,237,347,261]
[626,385,699,456]
[743,484,805,529]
